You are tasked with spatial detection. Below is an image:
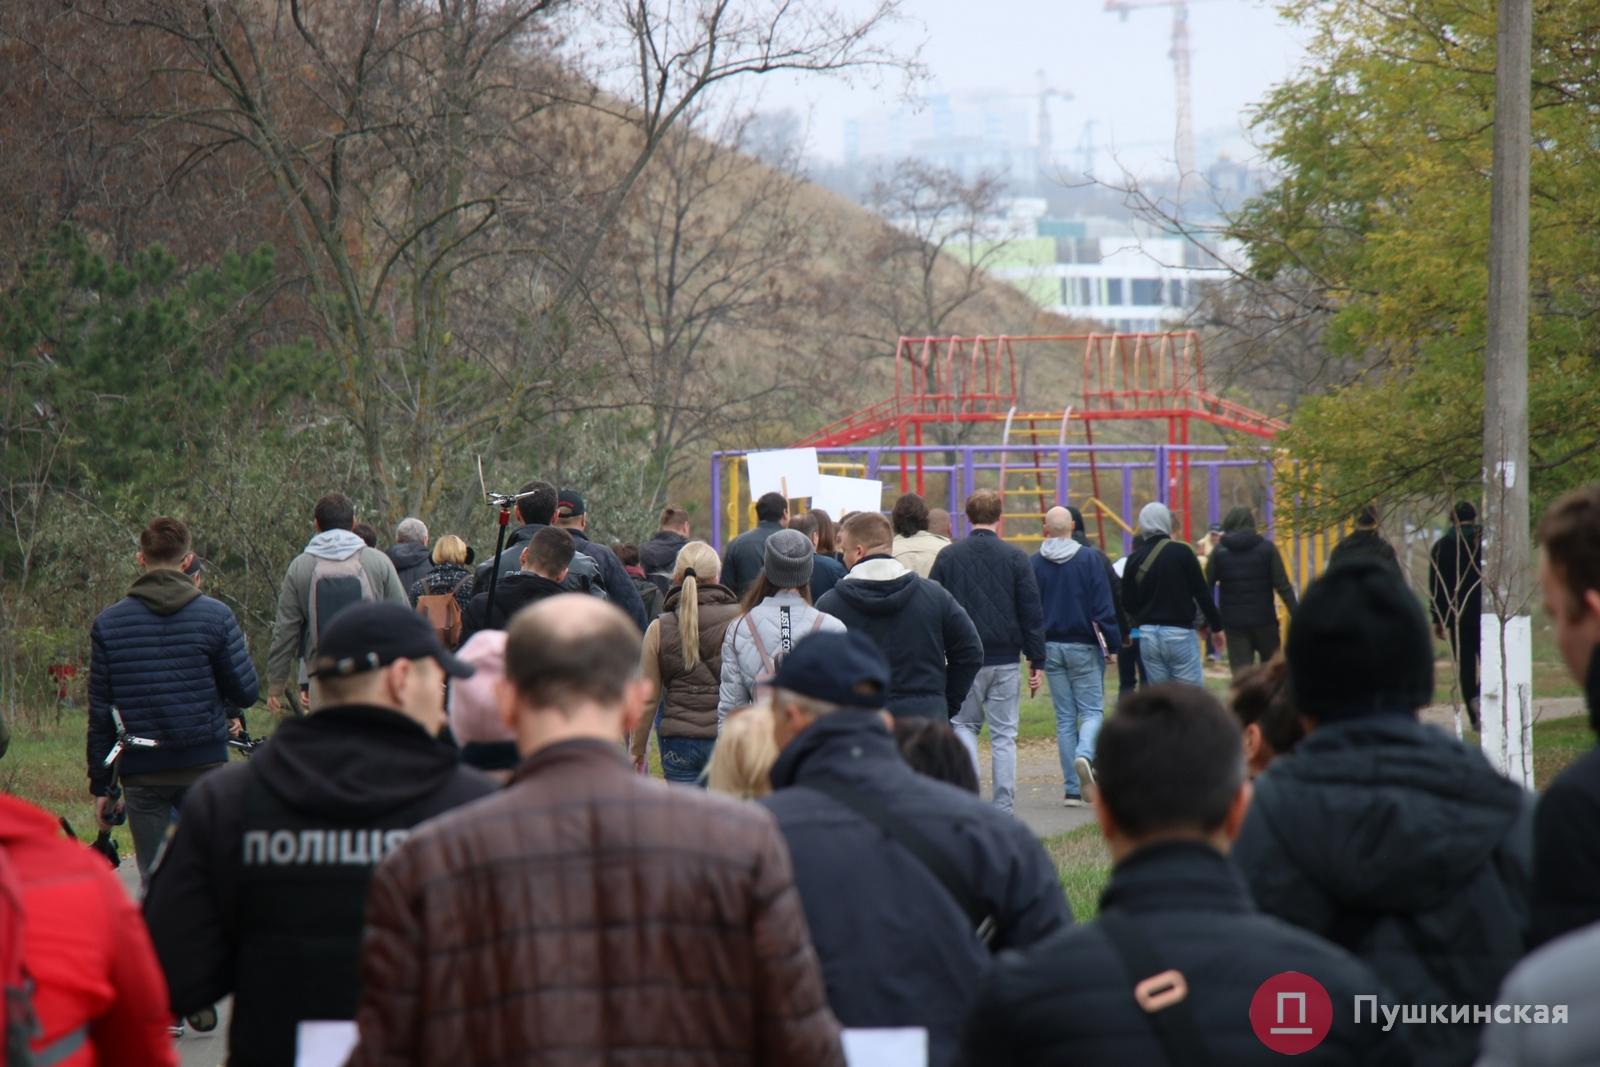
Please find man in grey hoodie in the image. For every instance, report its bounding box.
[267,492,407,712]
[1031,508,1121,805]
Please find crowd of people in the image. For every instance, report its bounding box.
[8,472,1600,1066]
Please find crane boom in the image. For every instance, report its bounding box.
[1105,0,1198,207]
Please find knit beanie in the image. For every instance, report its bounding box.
[1287,559,1434,722]
[762,529,815,589]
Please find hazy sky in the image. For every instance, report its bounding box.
[748,0,1312,177]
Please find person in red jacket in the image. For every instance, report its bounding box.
[0,794,176,1067]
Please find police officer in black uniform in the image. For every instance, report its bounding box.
[143,603,495,1066]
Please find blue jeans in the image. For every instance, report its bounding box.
[1045,642,1105,796]
[1140,625,1205,686]
[659,736,715,786]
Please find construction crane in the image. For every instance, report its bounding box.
[1106,0,1208,202]
[1035,71,1071,177]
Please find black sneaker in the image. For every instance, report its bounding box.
[1075,757,1098,807]
[1063,793,1085,808]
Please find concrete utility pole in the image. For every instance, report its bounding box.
[1481,0,1534,786]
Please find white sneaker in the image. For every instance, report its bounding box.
[1075,757,1098,807]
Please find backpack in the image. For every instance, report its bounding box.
[632,577,664,625]
[743,606,826,684]
[307,553,378,654]
[416,576,471,650]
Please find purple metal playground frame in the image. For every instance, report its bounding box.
[710,442,1278,556]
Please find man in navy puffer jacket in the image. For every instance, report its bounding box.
[88,516,259,884]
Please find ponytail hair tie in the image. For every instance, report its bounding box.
[683,567,697,580]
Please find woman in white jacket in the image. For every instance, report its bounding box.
[717,528,845,725]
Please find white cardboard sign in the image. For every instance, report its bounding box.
[843,1028,928,1067]
[812,474,884,517]
[744,448,821,500]
[296,1021,359,1067]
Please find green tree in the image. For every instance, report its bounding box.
[0,226,319,712]
[1232,0,1600,519]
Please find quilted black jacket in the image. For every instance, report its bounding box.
[929,531,1046,668]
[965,842,1411,1067]
[766,713,1071,1067]
[88,569,260,790]
[1235,716,1531,1067]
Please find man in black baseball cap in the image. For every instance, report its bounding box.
[761,632,1071,1067]
[143,603,493,1066]
[554,488,650,631]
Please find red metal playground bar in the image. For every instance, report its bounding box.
[708,332,1345,588]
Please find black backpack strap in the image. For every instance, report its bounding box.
[804,777,999,948]
[1096,910,1214,1067]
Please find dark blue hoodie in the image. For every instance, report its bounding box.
[1030,538,1122,651]
[816,556,984,718]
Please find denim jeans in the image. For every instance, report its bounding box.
[659,735,715,786]
[123,781,193,888]
[952,664,1022,813]
[1139,624,1205,686]
[1045,642,1105,797]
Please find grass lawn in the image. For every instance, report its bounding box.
[10,705,666,859]
[2,708,286,857]
[1045,715,1594,920]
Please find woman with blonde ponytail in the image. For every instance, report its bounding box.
[629,542,742,784]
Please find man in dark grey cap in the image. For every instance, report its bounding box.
[763,630,1070,1067]
[144,602,495,1067]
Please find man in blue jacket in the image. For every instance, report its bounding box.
[1032,507,1121,807]
[88,516,260,884]
[763,631,1071,1067]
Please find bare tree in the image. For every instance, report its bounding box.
[104,0,908,520]
[1189,273,1366,415]
[601,107,822,512]
[858,161,1012,345]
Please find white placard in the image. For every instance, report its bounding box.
[843,1028,928,1067]
[296,1021,359,1067]
[812,474,884,517]
[744,448,821,500]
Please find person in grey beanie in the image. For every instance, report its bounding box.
[716,529,846,725]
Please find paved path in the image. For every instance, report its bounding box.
[991,696,1587,839]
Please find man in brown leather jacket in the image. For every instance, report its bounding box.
[348,595,844,1067]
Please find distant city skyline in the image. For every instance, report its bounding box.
[745,0,1311,181]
